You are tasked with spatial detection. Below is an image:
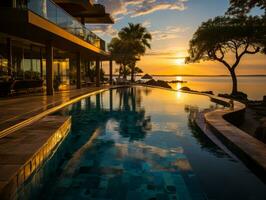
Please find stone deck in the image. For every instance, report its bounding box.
[202,96,266,173]
[0,86,112,139]
[0,116,71,200]
[0,86,109,132]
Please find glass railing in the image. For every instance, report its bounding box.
[27,0,106,51]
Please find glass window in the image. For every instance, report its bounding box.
[0,36,8,80]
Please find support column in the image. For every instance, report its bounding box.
[96,59,100,87]
[109,60,113,85]
[46,42,53,96]
[30,45,33,79]
[7,38,12,77]
[76,52,81,89]
[40,48,43,78]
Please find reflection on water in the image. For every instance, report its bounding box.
[155,76,266,100]
[185,105,230,159]
[21,87,266,200]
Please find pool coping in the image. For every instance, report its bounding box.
[0,85,127,139]
[0,116,71,200]
[138,84,266,173]
[1,84,265,174]
[202,96,266,174]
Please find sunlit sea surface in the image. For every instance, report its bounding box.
[154,76,266,100]
[141,76,266,100]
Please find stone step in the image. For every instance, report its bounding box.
[0,116,71,200]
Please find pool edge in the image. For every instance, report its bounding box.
[0,116,72,200]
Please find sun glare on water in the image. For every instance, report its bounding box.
[175,58,185,66]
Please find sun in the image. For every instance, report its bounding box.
[175,58,185,66]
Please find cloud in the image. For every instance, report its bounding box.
[145,46,188,57]
[96,0,188,20]
[142,20,152,28]
[150,26,190,40]
[86,24,118,37]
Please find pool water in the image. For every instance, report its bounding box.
[23,87,266,200]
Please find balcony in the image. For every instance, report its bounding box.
[27,0,106,51]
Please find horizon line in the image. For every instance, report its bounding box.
[106,74,266,77]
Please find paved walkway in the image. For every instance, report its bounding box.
[0,116,71,200]
[0,86,109,132]
[203,97,266,173]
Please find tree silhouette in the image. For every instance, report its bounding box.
[119,23,151,82]
[108,23,152,81]
[186,16,266,95]
[227,0,266,16]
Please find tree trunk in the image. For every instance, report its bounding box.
[131,65,135,83]
[229,69,238,95]
[123,65,127,79]
[118,65,122,80]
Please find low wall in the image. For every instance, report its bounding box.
[0,116,71,200]
[140,84,266,175]
[204,96,266,176]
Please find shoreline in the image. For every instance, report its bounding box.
[106,74,266,77]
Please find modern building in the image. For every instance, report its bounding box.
[0,0,114,96]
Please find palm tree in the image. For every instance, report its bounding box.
[108,37,135,79]
[108,23,152,82]
[119,23,152,82]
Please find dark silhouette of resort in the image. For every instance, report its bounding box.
[0,0,265,200]
[0,0,114,97]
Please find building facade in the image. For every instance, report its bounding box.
[0,0,113,95]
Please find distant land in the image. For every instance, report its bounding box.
[149,74,266,77]
[107,74,266,77]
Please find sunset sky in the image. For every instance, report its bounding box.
[89,0,266,75]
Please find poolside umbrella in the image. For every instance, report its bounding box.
[141,74,153,80]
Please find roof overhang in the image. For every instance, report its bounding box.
[77,13,114,24]
[0,8,110,60]
[55,2,114,24]
[53,0,93,13]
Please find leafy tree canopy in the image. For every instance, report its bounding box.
[119,23,152,50]
[108,23,152,80]
[186,16,266,94]
[187,16,266,65]
[227,0,266,16]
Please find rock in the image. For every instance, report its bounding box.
[201,91,214,95]
[231,91,248,100]
[218,93,231,99]
[156,80,172,89]
[218,92,248,101]
[180,86,191,91]
[145,79,172,89]
[145,79,157,86]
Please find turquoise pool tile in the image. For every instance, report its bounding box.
[19,88,266,200]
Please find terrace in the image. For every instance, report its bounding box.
[0,0,114,97]
[27,0,106,51]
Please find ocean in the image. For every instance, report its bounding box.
[152,76,266,100]
[109,75,266,100]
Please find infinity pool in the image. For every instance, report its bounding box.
[21,87,266,200]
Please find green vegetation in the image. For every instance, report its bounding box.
[108,23,152,82]
[227,0,266,16]
[187,1,266,96]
